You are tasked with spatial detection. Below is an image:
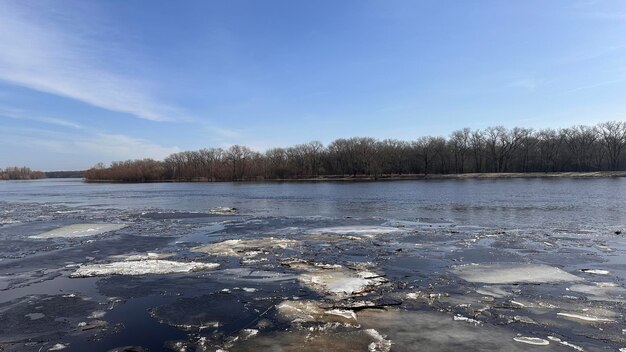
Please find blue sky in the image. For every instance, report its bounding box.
[1,0,625,170]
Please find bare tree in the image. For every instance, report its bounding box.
[598,121,626,171]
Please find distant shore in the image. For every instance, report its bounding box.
[83,171,626,183]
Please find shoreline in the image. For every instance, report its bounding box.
[82,171,626,183]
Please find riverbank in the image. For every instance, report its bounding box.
[83,171,626,183]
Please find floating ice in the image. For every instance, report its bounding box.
[88,310,106,319]
[452,263,582,284]
[307,225,403,237]
[48,344,68,351]
[109,252,174,261]
[30,224,127,239]
[579,269,610,275]
[453,315,482,325]
[25,312,45,320]
[557,311,616,323]
[208,207,237,215]
[513,336,549,346]
[475,285,511,298]
[297,266,387,298]
[276,300,357,324]
[192,238,299,257]
[326,309,358,321]
[547,336,584,351]
[569,282,626,302]
[364,329,392,352]
[70,260,219,277]
[78,320,108,331]
[214,268,298,282]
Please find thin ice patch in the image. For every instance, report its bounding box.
[569,282,626,302]
[70,260,219,277]
[307,226,403,237]
[452,263,582,284]
[30,224,127,239]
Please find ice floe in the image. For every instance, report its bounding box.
[276,300,357,324]
[208,207,238,215]
[452,263,582,284]
[453,315,482,325]
[192,238,299,257]
[108,252,174,261]
[547,336,583,351]
[48,343,68,351]
[579,269,610,275]
[513,336,550,346]
[70,260,219,277]
[557,309,617,323]
[30,224,127,239]
[78,320,108,331]
[214,268,298,282]
[306,225,403,237]
[569,282,626,302]
[293,262,387,298]
[475,285,511,298]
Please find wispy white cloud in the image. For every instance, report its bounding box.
[0,1,183,122]
[0,106,83,129]
[565,78,626,93]
[76,133,181,162]
[207,126,243,138]
[0,125,180,169]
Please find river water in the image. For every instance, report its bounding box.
[0,178,625,351]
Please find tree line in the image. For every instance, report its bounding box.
[0,167,46,180]
[84,121,626,182]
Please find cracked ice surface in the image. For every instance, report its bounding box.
[452,263,582,284]
[30,224,127,239]
[70,260,219,277]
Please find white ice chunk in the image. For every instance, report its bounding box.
[452,263,582,284]
[557,311,616,323]
[453,315,482,325]
[30,224,127,239]
[579,269,610,275]
[325,309,358,321]
[299,269,387,298]
[208,207,238,215]
[70,260,219,277]
[276,300,357,323]
[364,329,392,352]
[48,344,68,351]
[547,336,584,351]
[513,336,549,346]
[192,238,299,257]
[88,311,106,319]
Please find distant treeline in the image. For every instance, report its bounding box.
[85,121,626,182]
[45,170,85,178]
[0,167,46,180]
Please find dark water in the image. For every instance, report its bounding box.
[0,178,625,351]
